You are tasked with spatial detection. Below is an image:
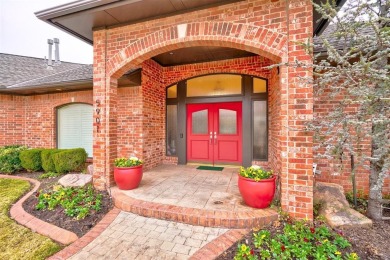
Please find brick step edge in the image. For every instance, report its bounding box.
[190,229,249,260]
[0,175,78,245]
[112,187,278,229]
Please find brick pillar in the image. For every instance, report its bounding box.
[281,0,314,219]
[141,60,165,170]
[92,29,118,190]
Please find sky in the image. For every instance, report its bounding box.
[0,0,93,64]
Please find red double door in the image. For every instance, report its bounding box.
[187,102,242,165]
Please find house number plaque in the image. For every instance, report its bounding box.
[95,99,101,133]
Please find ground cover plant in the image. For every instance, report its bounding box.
[36,184,103,220]
[38,171,63,179]
[19,172,113,237]
[232,214,358,260]
[0,178,61,260]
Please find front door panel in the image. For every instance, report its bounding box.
[187,102,242,165]
[187,104,213,163]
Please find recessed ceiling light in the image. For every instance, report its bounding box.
[169,52,174,55]
[56,88,62,91]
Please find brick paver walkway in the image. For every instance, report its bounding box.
[69,212,229,260]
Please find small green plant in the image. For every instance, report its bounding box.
[234,220,358,260]
[38,172,62,179]
[239,165,273,181]
[0,145,27,174]
[114,156,143,167]
[313,200,324,218]
[36,185,103,219]
[19,148,44,172]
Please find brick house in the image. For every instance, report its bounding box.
[0,0,387,219]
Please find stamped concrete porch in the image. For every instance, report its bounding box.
[112,165,278,229]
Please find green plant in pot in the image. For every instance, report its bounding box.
[114,156,143,190]
[238,165,277,208]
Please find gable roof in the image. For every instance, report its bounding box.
[0,53,91,88]
[0,53,93,95]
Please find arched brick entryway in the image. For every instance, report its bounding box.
[92,19,313,220]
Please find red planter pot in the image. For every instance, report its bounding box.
[114,165,143,190]
[238,174,277,209]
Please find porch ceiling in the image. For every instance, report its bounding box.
[152,46,257,66]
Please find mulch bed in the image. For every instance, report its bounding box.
[14,172,113,238]
[217,219,390,260]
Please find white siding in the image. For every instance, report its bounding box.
[58,104,93,157]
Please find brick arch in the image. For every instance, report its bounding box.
[108,22,287,79]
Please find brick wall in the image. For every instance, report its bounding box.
[0,94,24,146]
[0,91,92,148]
[117,86,143,160]
[314,89,390,195]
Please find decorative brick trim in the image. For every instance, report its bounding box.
[48,208,121,260]
[108,21,287,78]
[0,175,78,245]
[190,229,249,260]
[112,187,278,229]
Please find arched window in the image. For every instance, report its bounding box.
[57,103,93,157]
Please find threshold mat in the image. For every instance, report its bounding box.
[196,166,224,171]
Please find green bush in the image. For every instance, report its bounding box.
[52,148,87,173]
[41,149,63,173]
[0,145,27,174]
[19,149,44,172]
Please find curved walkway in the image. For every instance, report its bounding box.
[67,211,247,260]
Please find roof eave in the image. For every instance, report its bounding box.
[2,79,93,92]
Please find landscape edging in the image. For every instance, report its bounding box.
[0,174,78,245]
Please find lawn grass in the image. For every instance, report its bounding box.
[0,178,62,260]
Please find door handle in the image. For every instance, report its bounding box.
[210,132,213,145]
[214,132,217,145]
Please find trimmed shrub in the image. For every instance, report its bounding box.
[52,148,87,173]
[19,149,44,172]
[0,145,27,174]
[41,149,63,173]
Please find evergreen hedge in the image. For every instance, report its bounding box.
[19,149,44,172]
[41,149,63,173]
[52,148,87,173]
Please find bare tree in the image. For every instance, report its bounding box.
[311,0,390,219]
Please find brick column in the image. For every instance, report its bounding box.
[282,0,314,219]
[93,29,118,190]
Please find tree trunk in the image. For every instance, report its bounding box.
[367,164,383,220]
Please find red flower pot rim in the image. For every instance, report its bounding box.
[114,165,143,170]
[238,174,278,182]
